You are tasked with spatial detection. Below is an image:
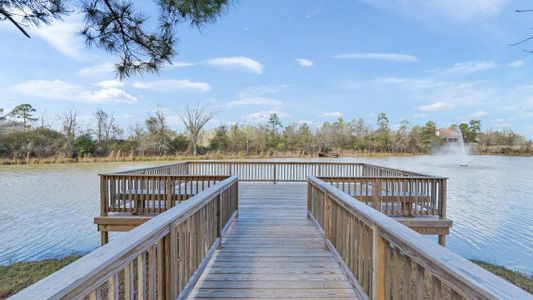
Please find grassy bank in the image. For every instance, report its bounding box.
[0,151,421,165]
[471,260,533,293]
[1,256,531,298]
[2,149,532,165]
[0,256,80,299]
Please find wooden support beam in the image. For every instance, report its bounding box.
[372,224,386,300]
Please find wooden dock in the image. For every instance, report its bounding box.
[190,183,359,299]
[12,161,532,300]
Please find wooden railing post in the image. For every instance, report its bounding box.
[438,179,447,246]
[99,175,109,245]
[273,164,277,184]
[307,183,312,218]
[372,178,382,211]
[372,224,386,300]
[217,192,223,249]
[165,234,173,299]
[324,192,331,248]
[166,177,173,210]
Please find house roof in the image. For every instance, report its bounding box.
[437,128,461,139]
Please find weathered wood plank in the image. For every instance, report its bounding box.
[189,288,357,298]
[190,183,360,299]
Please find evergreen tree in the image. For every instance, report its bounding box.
[0,0,232,78]
[9,104,38,128]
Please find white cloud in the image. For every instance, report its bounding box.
[244,110,290,123]
[11,79,136,103]
[12,80,80,100]
[443,61,495,74]
[31,15,84,59]
[507,60,525,68]
[295,58,314,67]
[238,85,290,98]
[347,77,495,108]
[323,112,343,118]
[229,97,282,106]
[417,102,455,112]
[469,110,488,118]
[352,77,443,89]
[96,79,123,89]
[167,61,196,68]
[78,62,116,77]
[206,56,263,74]
[297,120,313,125]
[332,52,418,62]
[79,88,136,103]
[132,79,212,92]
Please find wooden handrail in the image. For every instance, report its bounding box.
[11,176,239,300]
[307,176,530,300]
[114,161,190,175]
[318,175,448,180]
[104,160,441,181]
[187,161,365,182]
[359,163,435,178]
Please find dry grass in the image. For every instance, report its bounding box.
[0,150,424,165]
[471,260,533,293]
[0,256,81,299]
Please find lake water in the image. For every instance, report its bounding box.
[0,156,532,274]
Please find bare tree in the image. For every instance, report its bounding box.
[146,108,171,155]
[59,109,78,156]
[0,108,7,134]
[95,109,107,142]
[179,105,215,156]
[40,110,49,128]
[94,108,122,142]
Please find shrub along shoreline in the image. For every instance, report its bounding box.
[1,256,531,298]
[2,105,532,165]
[1,150,531,166]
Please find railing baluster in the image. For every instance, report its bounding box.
[432,275,442,300]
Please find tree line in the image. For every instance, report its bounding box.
[0,104,531,161]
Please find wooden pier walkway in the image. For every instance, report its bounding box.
[190,183,359,299]
[12,161,532,300]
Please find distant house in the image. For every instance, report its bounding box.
[437,128,461,143]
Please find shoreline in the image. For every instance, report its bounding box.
[0,152,418,165]
[1,151,531,165]
[1,256,531,298]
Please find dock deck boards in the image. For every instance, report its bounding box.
[189,183,360,299]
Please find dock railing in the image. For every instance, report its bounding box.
[319,176,447,218]
[307,176,530,300]
[102,162,442,216]
[115,161,190,175]
[104,160,445,219]
[11,176,238,300]
[99,174,229,215]
[115,160,432,182]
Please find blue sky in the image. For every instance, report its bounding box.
[1,0,533,137]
